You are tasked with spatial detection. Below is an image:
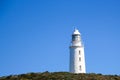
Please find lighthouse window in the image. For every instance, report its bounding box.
[79,57,81,61]
[72,35,76,41]
[79,65,82,71]
[72,35,79,41]
[79,50,81,55]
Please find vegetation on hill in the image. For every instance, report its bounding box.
[0,71,120,80]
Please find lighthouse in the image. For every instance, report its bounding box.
[69,28,86,73]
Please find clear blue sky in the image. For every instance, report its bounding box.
[0,0,120,76]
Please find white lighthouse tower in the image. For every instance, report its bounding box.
[69,28,86,73]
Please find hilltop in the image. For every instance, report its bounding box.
[0,72,120,80]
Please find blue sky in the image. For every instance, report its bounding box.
[0,0,120,76]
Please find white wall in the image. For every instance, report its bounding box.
[70,46,86,73]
